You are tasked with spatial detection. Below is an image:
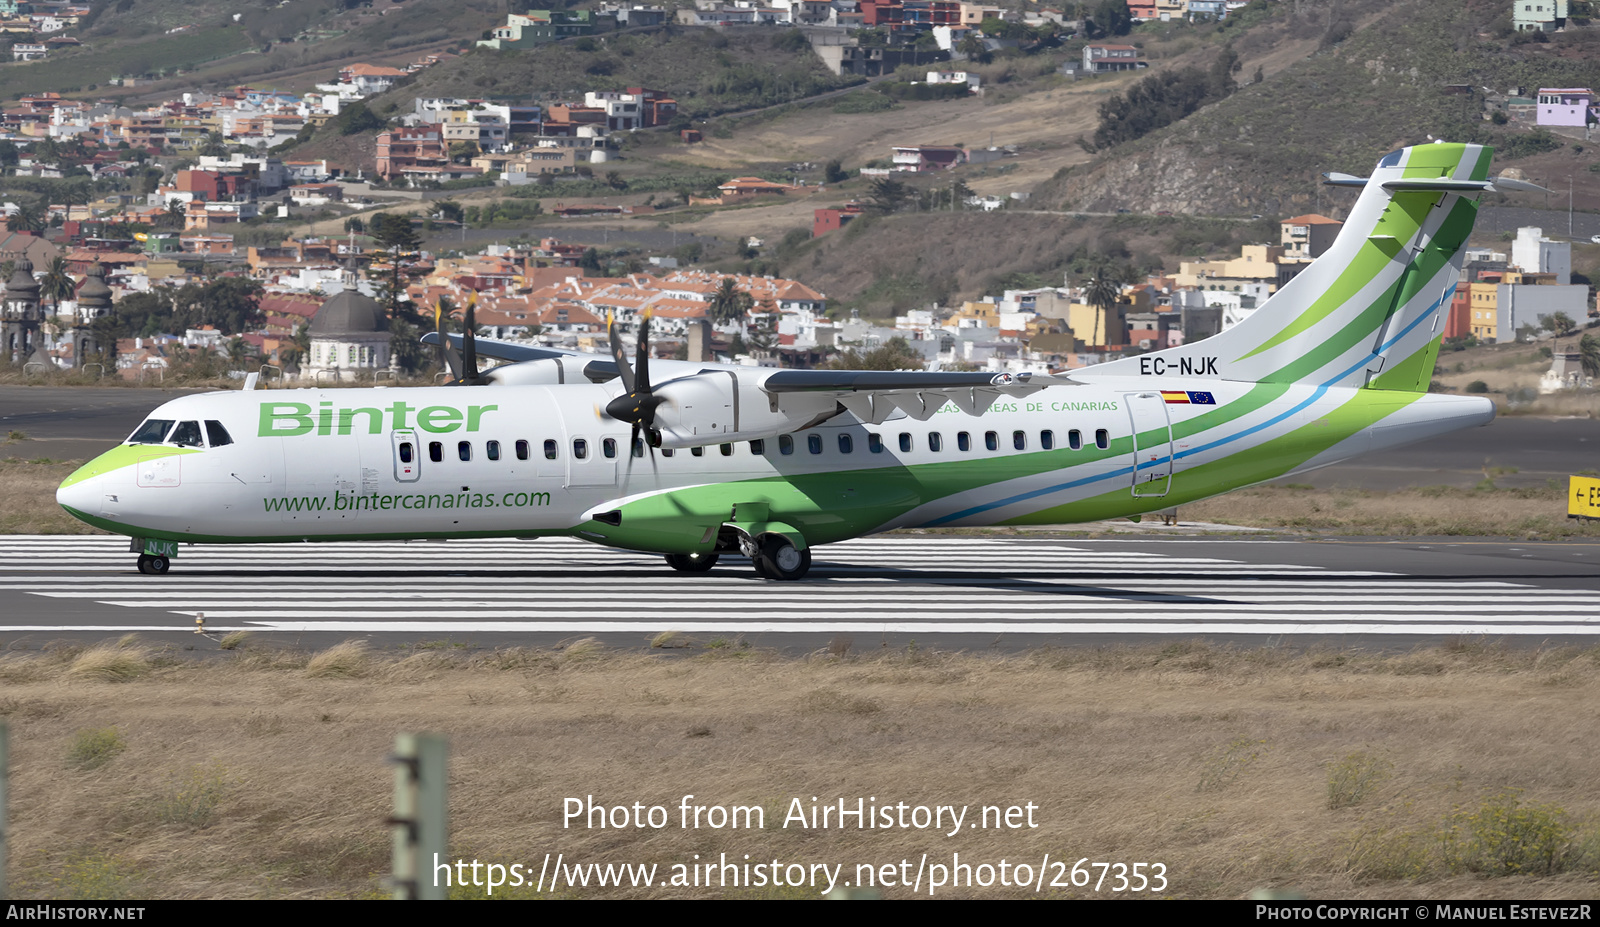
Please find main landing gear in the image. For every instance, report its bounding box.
[136,554,170,575]
[750,534,811,582]
[662,533,813,581]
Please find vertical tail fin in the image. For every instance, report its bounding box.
[1086,142,1491,393]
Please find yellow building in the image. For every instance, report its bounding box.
[1468,281,1499,341]
[1174,244,1284,293]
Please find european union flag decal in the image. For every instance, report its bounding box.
[1187,391,1216,405]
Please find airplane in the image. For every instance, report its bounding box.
[57,142,1499,580]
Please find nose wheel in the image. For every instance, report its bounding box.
[136,554,170,575]
[665,551,719,572]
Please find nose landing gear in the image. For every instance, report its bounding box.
[136,554,170,575]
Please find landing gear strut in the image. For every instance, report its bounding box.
[665,551,719,572]
[136,554,170,575]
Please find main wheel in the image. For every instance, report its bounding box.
[665,552,719,572]
[754,535,811,581]
[136,555,153,574]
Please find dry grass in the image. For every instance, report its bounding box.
[1185,484,1600,538]
[66,639,154,682]
[0,458,108,535]
[4,640,1600,899]
[304,640,372,679]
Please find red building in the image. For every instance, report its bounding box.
[813,202,864,238]
[859,0,904,27]
[1444,281,1472,340]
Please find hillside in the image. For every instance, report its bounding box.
[1035,0,1600,216]
[0,0,500,102]
[360,28,850,120]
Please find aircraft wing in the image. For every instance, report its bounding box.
[421,331,1079,442]
[758,369,1077,422]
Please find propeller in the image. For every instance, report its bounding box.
[603,309,665,451]
[437,292,490,386]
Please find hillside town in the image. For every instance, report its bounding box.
[0,0,1596,387]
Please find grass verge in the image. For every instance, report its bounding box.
[2,639,1598,899]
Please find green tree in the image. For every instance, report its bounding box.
[335,102,386,136]
[1083,266,1122,349]
[1088,0,1132,37]
[707,277,754,326]
[866,176,913,214]
[1539,312,1577,337]
[824,336,927,370]
[1580,333,1600,379]
[7,202,44,233]
[390,317,427,375]
[39,256,75,320]
[747,306,778,353]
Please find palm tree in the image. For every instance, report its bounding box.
[1580,333,1600,379]
[40,256,76,322]
[707,277,753,327]
[1083,267,1121,349]
[7,203,44,233]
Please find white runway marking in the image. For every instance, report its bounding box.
[3,536,1597,637]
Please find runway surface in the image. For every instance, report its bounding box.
[4,534,1598,651]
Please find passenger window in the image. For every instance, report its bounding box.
[1095,428,1109,450]
[487,440,501,461]
[544,439,558,460]
[399,442,414,463]
[170,420,203,447]
[750,439,765,455]
[662,448,675,458]
[204,420,233,447]
[603,438,617,459]
[898,433,911,453]
[957,431,970,452]
[516,439,530,461]
[838,434,853,454]
[929,432,942,452]
[1041,430,1054,450]
[1013,430,1026,451]
[691,446,704,457]
[808,434,822,455]
[573,438,588,460]
[868,433,883,453]
[779,435,794,456]
[720,443,733,457]
[458,441,472,461]
[429,441,443,463]
[985,431,998,451]
[633,437,646,458]
[128,419,174,444]
[1069,429,1082,450]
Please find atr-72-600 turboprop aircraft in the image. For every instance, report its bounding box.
[59,143,1500,580]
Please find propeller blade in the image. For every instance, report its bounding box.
[607,311,636,395]
[435,298,463,381]
[461,292,481,383]
[634,308,652,395]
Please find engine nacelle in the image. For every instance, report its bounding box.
[487,357,609,386]
[649,372,836,448]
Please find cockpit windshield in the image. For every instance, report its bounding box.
[169,421,204,447]
[127,419,175,444]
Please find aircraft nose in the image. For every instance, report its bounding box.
[57,463,102,519]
